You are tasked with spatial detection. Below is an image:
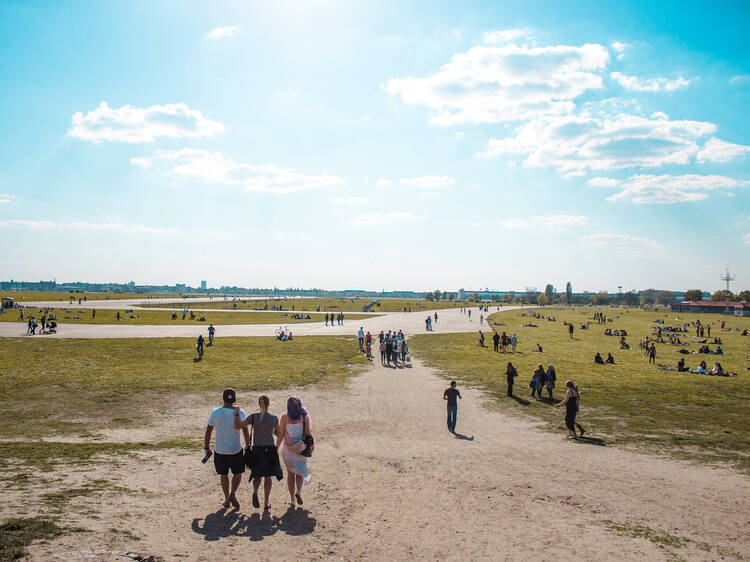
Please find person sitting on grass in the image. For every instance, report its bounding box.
[605,353,615,364]
[716,345,724,355]
[619,336,630,349]
[594,352,605,365]
[677,358,689,372]
[694,360,708,374]
[533,343,544,352]
[710,362,724,376]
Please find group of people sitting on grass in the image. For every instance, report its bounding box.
[603,328,628,337]
[674,358,736,376]
[290,314,312,320]
[594,352,615,365]
[275,327,293,341]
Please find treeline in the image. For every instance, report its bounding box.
[683,288,750,302]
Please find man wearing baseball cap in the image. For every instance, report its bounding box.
[205,388,250,509]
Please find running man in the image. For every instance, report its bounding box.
[443,381,462,433]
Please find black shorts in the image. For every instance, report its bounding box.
[214,450,245,475]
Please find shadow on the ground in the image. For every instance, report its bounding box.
[452,431,474,441]
[191,506,316,541]
[508,395,531,406]
[575,436,607,446]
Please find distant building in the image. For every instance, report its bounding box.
[670,301,750,317]
[201,280,207,291]
[458,288,465,301]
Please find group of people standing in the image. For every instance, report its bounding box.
[377,329,409,366]
[492,331,517,352]
[325,311,344,326]
[204,389,313,511]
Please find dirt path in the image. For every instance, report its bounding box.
[21,358,750,561]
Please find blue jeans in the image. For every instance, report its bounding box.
[447,404,457,432]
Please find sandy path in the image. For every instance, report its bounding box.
[0,306,517,338]
[18,358,749,561]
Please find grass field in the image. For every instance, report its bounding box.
[409,306,750,472]
[143,296,501,313]
[2,291,182,302]
[0,308,377,325]
[0,336,368,463]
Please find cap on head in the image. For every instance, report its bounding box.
[223,388,236,403]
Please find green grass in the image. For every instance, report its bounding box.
[409,307,750,472]
[40,479,132,512]
[142,296,502,313]
[0,308,375,325]
[2,291,180,303]
[0,336,368,444]
[0,517,76,561]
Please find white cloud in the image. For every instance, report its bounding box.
[578,233,663,254]
[376,176,455,189]
[586,177,620,188]
[481,111,716,172]
[205,24,239,39]
[0,219,54,229]
[132,149,346,194]
[482,28,534,44]
[730,74,749,84]
[331,197,370,205]
[353,212,426,226]
[611,42,629,53]
[500,214,588,229]
[606,174,748,204]
[743,233,750,245]
[610,72,690,92]
[384,42,609,125]
[696,137,750,163]
[69,102,225,143]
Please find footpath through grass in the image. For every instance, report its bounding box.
[409,306,750,472]
[0,308,374,325]
[143,296,500,313]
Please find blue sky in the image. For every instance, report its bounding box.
[1,0,748,292]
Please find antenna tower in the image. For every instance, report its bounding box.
[720,267,735,297]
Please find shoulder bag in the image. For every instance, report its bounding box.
[300,413,315,457]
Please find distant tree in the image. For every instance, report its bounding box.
[710,290,732,302]
[683,289,703,302]
[502,293,513,304]
[655,290,675,305]
[537,294,549,306]
[565,282,572,306]
[592,291,611,305]
[448,293,455,302]
[442,291,448,301]
[737,290,750,302]
[425,292,434,302]
[640,289,656,306]
[544,284,555,303]
[622,291,639,307]
[473,292,480,302]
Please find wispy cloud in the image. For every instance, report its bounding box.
[578,233,663,254]
[743,234,750,245]
[331,197,370,205]
[0,220,228,238]
[384,41,609,125]
[482,28,534,44]
[69,102,225,143]
[353,212,425,226]
[205,24,239,40]
[376,176,455,189]
[500,214,589,229]
[610,72,690,92]
[605,174,749,204]
[586,177,619,188]
[696,137,750,163]
[0,193,13,204]
[0,219,54,229]
[132,149,346,194]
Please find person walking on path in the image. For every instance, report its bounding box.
[545,364,557,399]
[205,388,250,509]
[505,362,518,396]
[648,342,656,364]
[234,395,282,510]
[358,326,365,352]
[555,380,585,439]
[493,331,500,352]
[277,396,312,507]
[511,333,517,353]
[443,381,462,433]
[208,324,215,346]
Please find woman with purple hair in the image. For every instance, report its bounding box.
[276,396,312,506]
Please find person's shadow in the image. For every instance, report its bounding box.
[191,508,245,541]
[452,431,474,441]
[575,436,607,446]
[508,395,531,406]
[277,506,317,536]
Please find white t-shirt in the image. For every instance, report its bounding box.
[207,406,246,455]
